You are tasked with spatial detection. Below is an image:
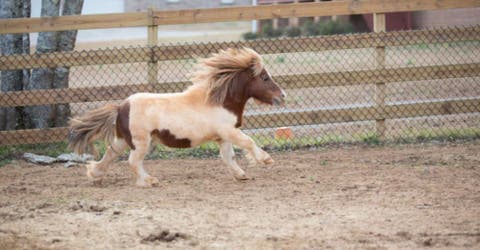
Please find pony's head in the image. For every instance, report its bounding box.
[191,47,286,106]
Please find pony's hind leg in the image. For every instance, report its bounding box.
[86,138,127,183]
[128,135,159,187]
[219,141,248,180]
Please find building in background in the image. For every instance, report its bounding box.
[257,0,480,32]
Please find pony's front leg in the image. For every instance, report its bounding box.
[219,128,273,165]
[128,135,159,187]
[219,141,248,180]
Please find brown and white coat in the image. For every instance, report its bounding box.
[69,48,286,187]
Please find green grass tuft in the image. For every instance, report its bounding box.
[1,127,479,167]
[360,132,381,145]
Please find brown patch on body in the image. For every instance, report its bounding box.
[116,101,135,150]
[152,129,191,148]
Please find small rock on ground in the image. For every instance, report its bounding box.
[22,153,57,165]
[57,153,93,163]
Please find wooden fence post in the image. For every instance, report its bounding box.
[374,13,386,140]
[147,7,158,88]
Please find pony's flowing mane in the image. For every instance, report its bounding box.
[190,47,264,105]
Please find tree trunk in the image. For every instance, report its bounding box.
[24,0,60,129]
[0,0,29,131]
[53,0,84,127]
[19,0,31,129]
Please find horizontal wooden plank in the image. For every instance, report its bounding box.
[243,98,480,129]
[244,106,379,129]
[0,127,69,145]
[2,26,478,70]
[277,63,480,89]
[2,97,479,145]
[0,47,150,70]
[1,0,479,34]
[1,63,479,107]
[0,83,169,107]
[154,26,480,60]
[384,98,480,119]
[0,12,148,34]
[152,0,480,25]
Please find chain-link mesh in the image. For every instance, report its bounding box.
[0,26,479,150]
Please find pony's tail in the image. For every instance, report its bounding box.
[68,104,118,156]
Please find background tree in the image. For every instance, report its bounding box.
[53,0,84,127]
[23,0,60,129]
[24,0,83,129]
[0,0,30,131]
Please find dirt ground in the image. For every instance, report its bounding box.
[1,141,479,249]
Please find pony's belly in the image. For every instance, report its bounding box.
[151,129,192,148]
[151,128,219,148]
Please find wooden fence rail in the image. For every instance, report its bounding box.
[1,0,479,34]
[1,26,479,71]
[1,63,479,108]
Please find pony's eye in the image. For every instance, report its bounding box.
[262,75,269,81]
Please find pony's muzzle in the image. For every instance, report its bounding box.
[272,96,285,106]
[272,90,287,106]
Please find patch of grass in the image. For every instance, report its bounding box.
[274,56,285,64]
[148,142,220,160]
[252,134,347,151]
[360,132,381,145]
[242,19,359,40]
[395,127,480,143]
[242,31,259,40]
[0,158,12,167]
[285,26,301,37]
[2,128,479,166]
[260,23,283,38]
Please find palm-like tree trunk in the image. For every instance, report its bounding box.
[24,0,60,129]
[54,0,84,127]
[0,0,30,130]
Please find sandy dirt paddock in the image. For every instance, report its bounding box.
[1,142,479,249]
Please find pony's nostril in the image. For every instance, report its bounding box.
[281,91,286,98]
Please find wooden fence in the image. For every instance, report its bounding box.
[0,0,480,145]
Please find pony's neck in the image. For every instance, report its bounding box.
[185,81,249,128]
[223,95,249,128]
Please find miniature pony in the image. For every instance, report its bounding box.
[69,48,286,187]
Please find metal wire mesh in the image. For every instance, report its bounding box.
[0,26,479,149]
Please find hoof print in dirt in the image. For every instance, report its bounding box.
[70,201,107,213]
[92,179,103,187]
[141,229,189,244]
[422,237,434,247]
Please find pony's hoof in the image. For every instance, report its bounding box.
[86,162,104,181]
[263,157,274,165]
[136,176,160,187]
[92,179,103,186]
[234,173,249,181]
